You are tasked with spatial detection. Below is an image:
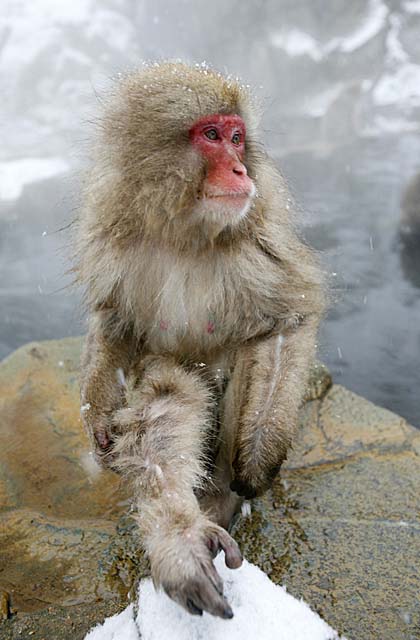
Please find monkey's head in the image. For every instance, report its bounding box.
[96,62,262,246]
[188,112,256,228]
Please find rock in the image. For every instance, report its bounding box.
[1,591,11,620]
[0,338,147,639]
[1,337,419,640]
[304,360,332,402]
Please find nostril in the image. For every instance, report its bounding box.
[233,165,246,176]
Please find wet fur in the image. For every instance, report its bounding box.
[75,62,326,618]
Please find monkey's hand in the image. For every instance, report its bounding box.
[81,409,115,460]
[148,515,242,619]
[82,406,146,466]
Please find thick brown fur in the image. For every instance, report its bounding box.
[75,61,326,619]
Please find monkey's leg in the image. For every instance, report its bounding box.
[228,319,318,499]
[197,396,244,531]
[110,356,242,619]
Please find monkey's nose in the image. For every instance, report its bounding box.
[232,162,247,176]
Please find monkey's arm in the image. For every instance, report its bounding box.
[229,315,319,499]
[80,311,133,455]
[109,356,242,619]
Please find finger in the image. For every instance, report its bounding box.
[201,558,223,596]
[216,528,242,569]
[186,598,203,616]
[206,534,220,558]
[94,428,111,450]
[191,580,233,620]
[164,586,203,617]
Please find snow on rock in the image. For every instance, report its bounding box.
[0,157,70,201]
[85,605,139,640]
[84,555,345,640]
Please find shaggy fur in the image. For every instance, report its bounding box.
[75,62,326,619]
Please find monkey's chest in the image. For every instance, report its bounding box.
[136,252,275,355]
[144,271,224,354]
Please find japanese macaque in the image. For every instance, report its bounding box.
[75,62,325,619]
[399,171,420,288]
[401,171,420,238]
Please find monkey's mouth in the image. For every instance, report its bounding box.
[203,192,252,201]
[203,182,256,201]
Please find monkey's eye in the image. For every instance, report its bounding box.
[204,128,219,140]
[231,132,241,145]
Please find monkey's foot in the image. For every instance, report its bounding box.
[151,518,242,619]
[231,454,283,499]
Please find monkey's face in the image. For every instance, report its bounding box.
[189,114,256,229]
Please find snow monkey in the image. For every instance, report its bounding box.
[76,62,325,619]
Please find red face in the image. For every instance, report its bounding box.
[189,114,254,200]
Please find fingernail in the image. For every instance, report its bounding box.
[223,606,234,619]
[95,433,110,449]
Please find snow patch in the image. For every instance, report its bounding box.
[270,29,323,61]
[385,14,408,64]
[373,64,420,107]
[328,0,388,54]
[364,115,420,135]
[0,157,69,201]
[303,84,345,117]
[404,0,420,14]
[241,501,252,517]
[84,555,345,640]
[80,451,102,480]
[271,0,388,60]
[85,605,138,640]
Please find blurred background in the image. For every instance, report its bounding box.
[1,0,419,426]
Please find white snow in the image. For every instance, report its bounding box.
[372,63,420,107]
[85,605,139,640]
[303,84,345,118]
[241,501,252,517]
[404,0,420,14]
[80,450,102,480]
[84,555,345,640]
[0,157,70,201]
[270,29,323,61]
[385,14,409,64]
[363,115,420,136]
[270,0,388,61]
[328,0,388,54]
